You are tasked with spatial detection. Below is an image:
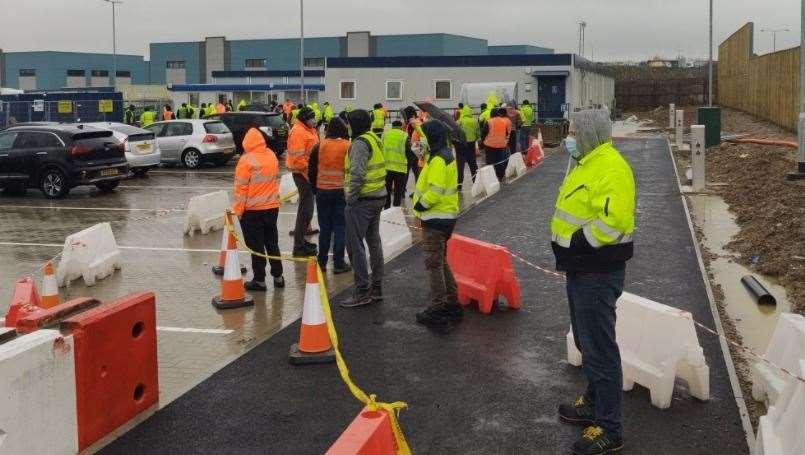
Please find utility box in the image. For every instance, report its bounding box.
[690,125,706,192]
[697,107,721,148]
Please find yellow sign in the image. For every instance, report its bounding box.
[98,99,113,113]
[57,101,72,114]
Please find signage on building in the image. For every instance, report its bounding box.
[32,99,44,112]
[58,101,73,114]
[98,99,113,113]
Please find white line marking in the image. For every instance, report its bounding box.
[0,205,186,212]
[119,185,231,190]
[148,170,234,175]
[157,326,234,335]
[0,241,63,248]
[0,241,323,256]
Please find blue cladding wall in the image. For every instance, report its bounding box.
[228,37,341,70]
[3,52,147,90]
[148,41,201,84]
[442,34,488,55]
[374,34,487,57]
[488,45,554,55]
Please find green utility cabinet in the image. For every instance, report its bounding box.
[697,107,721,148]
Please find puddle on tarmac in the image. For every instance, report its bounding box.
[688,194,792,353]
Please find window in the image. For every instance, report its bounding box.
[0,132,18,150]
[385,81,402,101]
[304,57,325,68]
[116,70,131,77]
[19,69,35,77]
[16,132,62,149]
[340,81,356,100]
[164,122,193,137]
[91,70,109,77]
[245,58,266,69]
[144,124,165,136]
[204,121,230,134]
[66,69,85,77]
[435,80,451,100]
[166,61,186,69]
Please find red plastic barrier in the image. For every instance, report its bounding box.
[326,407,396,455]
[4,277,42,328]
[524,138,545,167]
[447,234,521,314]
[15,297,100,334]
[60,291,159,450]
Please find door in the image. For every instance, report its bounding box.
[0,131,20,181]
[13,132,64,180]
[160,122,194,160]
[536,76,566,120]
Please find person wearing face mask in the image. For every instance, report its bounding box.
[286,106,320,257]
[340,109,387,308]
[552,109,635,455]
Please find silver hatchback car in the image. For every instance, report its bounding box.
[85,122,161,176]
[144,119,235,168]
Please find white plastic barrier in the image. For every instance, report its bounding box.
[280,173,299,204]
[752,313,805,406]
[56,222,122,287]
[755,359,805,455]
[505,152,527,180]
[471,165,500,199]
[0,330,78,454]
[183,190,230,236]
[379,207,412,262]
[566,292,709,409]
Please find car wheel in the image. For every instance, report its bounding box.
[95,180,120,193]
[182,149,202,169]
[40,167,70,199]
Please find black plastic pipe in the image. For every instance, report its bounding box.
[741,275,777,306]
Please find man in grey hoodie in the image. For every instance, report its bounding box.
[340,109,388,307]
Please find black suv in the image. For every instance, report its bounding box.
[208,111,288,155]
[0,124,130,198]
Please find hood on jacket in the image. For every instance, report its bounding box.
[569,108,612,157]
[348,109,372,137]
[325,116,350,140]
[460,105,472,118]
[242,127,268,154]
[421,119,454,164]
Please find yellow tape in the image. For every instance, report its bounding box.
[279,189,298,204]
[223,210,309,262]
[315,264,412,455]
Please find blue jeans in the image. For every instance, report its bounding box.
[566,268,625,437]
[315,189,347,268]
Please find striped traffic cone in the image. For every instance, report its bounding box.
[211,232,254,310]
[41,262,60,308]
[289,260,335,365]
[212,228,247,275]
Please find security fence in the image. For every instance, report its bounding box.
[0,92,126,128]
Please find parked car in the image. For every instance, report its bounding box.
[143,119,235,168]
[207,111,288,156]
[85,122,161,176]
[0,124,130,198]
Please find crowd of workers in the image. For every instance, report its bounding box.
[227,95,634,455]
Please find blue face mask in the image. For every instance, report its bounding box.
[563,137,581,159]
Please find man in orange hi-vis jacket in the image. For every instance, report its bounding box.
[233,127,285,290]
[286,106,320,257]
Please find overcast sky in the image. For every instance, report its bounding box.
[0,0,800,61]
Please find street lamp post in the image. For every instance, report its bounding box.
[760,28,791,52]
[300,0,305,104]
[104,0,122,89]
[790,0,805,179]
[708,0,713,106]
[578,21,587,57]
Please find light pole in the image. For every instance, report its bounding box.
[578,21,587,57]
[708,0,713,106]
[104,0,122,89]
[789,0,805,179]
[760,28,790,52]
[299,0,305,104]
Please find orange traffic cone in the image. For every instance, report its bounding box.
[212,228,247,275]
[212,223,254,310]
[289,260,335,365]
[40,262,60,308]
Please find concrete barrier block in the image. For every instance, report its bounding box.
[56,222,121,287]
[755,359,805,455]
[183,190,230,236]
[280,173,298,204]
[752,313,805,406]
[379,207,412,262]
[505,152,527,180]
[566,292,709,409]
[471,165,500,199]
[0,330,78,454]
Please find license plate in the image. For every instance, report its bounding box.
[100,168,119,177]
[223,148,234,154]
[136,143,153,154]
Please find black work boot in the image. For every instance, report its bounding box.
[273,276,285,288]
[292,244,317,258]
[333,264,352,275]
[440,304,464,321]
[416,307,448,327]
[559,395,596,426]
[371,285,383,302]
[340,292,373,308]
[244,280,267,291]
[571,426,623,455]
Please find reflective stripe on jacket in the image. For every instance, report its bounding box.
[285,122,320,177]
[382,128,409,173]
[520,105,535,126]
[483,117,511,149]
[345,132,386,198]
[371,108,385,130]
[232,128,280,215]
[413,151,459,221]
[317,138,350,190]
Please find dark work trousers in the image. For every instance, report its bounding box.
[384,170,408,208]
[292,173,315,250]
[484,147,508,181]
[519,126,532,152]
[406,150,421,184]
[456,141,478,186]
[315,189,347,269]
[508,129,519,155]
[566,268,625,438]
[422,227,458,308]
[241,209,283,282]
[345,197,385,297]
